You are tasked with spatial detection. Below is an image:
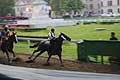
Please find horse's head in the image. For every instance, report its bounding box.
[9,32,18,43]
[59,32,71,41]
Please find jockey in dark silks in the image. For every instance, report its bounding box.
[0,25,10,47]
[1,25,10,39]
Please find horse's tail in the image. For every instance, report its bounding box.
[29,42,39,48]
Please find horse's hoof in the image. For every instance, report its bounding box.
[12,58,18,62]
[12,59,17,62]
[8,60,13,65]
[12,57,21,62]
[61,64,64,67]
[28,57,31,59]
[25,60,34,63]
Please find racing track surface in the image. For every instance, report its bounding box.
[0,64,120,80]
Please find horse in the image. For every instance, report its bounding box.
[0,32,18,62]
[26,32,71,66]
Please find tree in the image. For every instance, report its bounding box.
[0,0,15,16]
[65,0,84,12]
[47,0,84,15]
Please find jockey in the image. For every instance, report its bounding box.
[48,28,56,40]
[48,28,56,51]
[1,24,10,40]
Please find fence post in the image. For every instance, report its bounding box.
[101,56,104,64]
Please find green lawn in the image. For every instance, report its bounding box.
[16,24,120,40]
[14,24,120,60]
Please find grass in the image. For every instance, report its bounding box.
[14,24,120,61]
[16,24,120,40]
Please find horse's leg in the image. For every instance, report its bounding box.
[9,50,19,62]
[58,53,63,66]
[29,49,40,59]
[9,50,16,58]
[46,54,52,65]
[5,51,10,62]
[32,50,45,61]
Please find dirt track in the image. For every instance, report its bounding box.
[0,54,120,74]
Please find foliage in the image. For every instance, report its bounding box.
[61,0,84,12]
[47,0,84,15]
[0,0,15,16]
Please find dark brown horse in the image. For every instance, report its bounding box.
[26,33,71,66]
[0,32,18,62]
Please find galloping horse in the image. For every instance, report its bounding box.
[27,33,71,66]
[0,32,18,62]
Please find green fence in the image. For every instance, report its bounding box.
[77,40,120,64]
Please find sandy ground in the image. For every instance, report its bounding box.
[0,54,120,74]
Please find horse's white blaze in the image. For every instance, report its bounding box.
[15,35,18,42]
[61,35,66,40]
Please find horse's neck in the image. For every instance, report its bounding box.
[55,38,63,47]
[8,36,13,43]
